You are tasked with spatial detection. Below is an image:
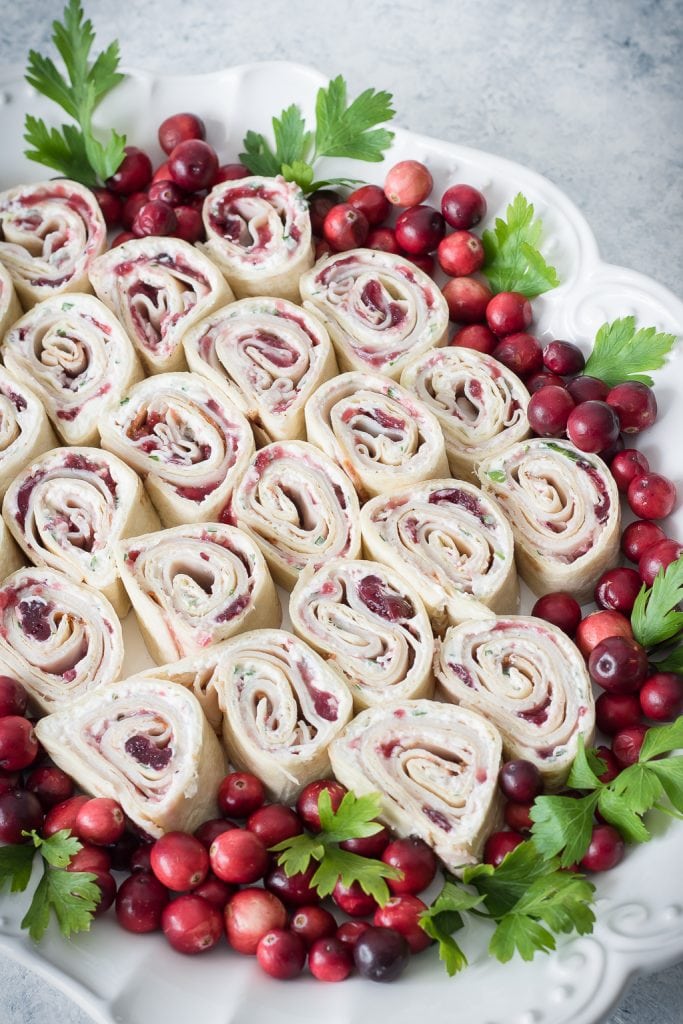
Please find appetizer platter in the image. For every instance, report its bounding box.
[0,6,682,1024]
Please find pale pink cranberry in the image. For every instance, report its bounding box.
[442,277,492,324]
[575,610,633,657]
[384,160,433,206]
[225,887,287,955]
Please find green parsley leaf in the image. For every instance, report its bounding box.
[0,843,36,893]
[567,736,603,790]
[22,862,100,942]
[311,846,400,905]
[26,829,82,868]
[595,786,651,843]
[281,160,315,193]
[270,833,325,878]
[652,647,683,673]
[418,881,482,975]
[487,469,507,483]
[584,317,678,388]
[631,557,683,649]
[481,193,560,298]
[317,789,384,842]
[23,115,96,185]
[240,129,281,177]
[639,716,683,761]
[646,757,683,814]
[529,792,599,867]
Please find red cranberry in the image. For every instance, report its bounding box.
[638,537,682,586]
[0,789,43,843]
[92,188,122,227]
[336,920,370,948]
[542,339,585,375]
[296,780,347,833]
[348,184,390,225]
[486,292,532,335]
[323,203,369,251]
[607,382,657,433]
[132,200,177,238]
[354,926,411,982]
[115,871,169,932]
[173,205,203,242]
[443,277,493,325]
[340,822,391,858]
[150,831,209,891]
[526,371,565,393]
[107,832,142,873]
[366,226,400,254]
[594,567,642,614]
[247,804,303,847]
[315,238,332,259]
[0,676,28,718]
[210,828,268,885]
[106,146,153,195]
[25,765,73,810]
[566,400,620,453]
[580,825,625,871]
[492,332,543,378]
[194,818,237,849]
[110,230,136,248]
[214,162,251,183]
[43,795,89,837]
[289,905,337,948]
[0,716,38,771]
[395,205,445,255]
[527,385,575,436]
[588,636,648,694]
[193,874,233,911]
[309,936,354,982]
[531,592,582,636]
[168,139,218,191]
[450,323,498,354]
[147,179,185,207]
[621,520,667,563]
[410,253,435,277]
[628,473,677,520]
[373,895,431,953]
[384,161,433,206]
[151,161,171,184]
[441,184,486,229]
[382,836,437,895]
[567,375,609,404]
[218,772,265,818]
[498,759,543,802]
[640,674,683,721]
[610,449,649,492]
[594,745,621,783]
[0,771,19,796]
[75,797,125,846]
[437,230,485,276]
[308,189,342,235]
[265,863,321,907]
[576,610,633,656]
[612,725,648,767]
[225,887,287,954]
[333,878,379,918]
[162,893,223,955]
[66,844,111,874]
[504,801,534,832]
[483,831,524,866]
[257,928,306,980]
[130,844,154,873]
[90,870,117,917]
[595,693,643,735]
[158,112,206,155]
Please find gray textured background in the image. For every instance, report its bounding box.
[0,0,682,1021]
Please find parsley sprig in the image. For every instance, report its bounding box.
[583,316,678,388]
[0,829,100,941]
[23,0,126,186]
[240,75,395,194]
[271,790,402,903]
[632,556,683,650]
[481,193,560,298]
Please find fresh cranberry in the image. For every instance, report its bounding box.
[411,253,436,275]
[323,203,369,251]
[247,804,303,847]
[382,836,437,895]
[595,693,643,735]
[504,801,534,832]
[575,610,633,656]
[486,292,532,335]
[218,772,265,819]
[315,238,333,259]
[289,905,337,948]
[0,771,19,796]
[594,745,621,783]
[214,162,250,183]
[158,112,206,154]
[588,636,648,694]
[580,825,625,871]
[173,205,204,242]
[354,926,411,982]
[265,863,321,907]
[348,184,390,225]
[366,226,401,254]
[441,184,486,229]
[257,928,307,979]
[106,146,153,195]
[621,520,667,563]
[308,189,342,234]
[110,230,136,248]
[594,567,642,615]
[66,844,112,874]
[526,371,565,393]
[531,592,582,636]
[492,332,543,377]
[43,795,89,837]
[336,920,370,948]
[527,385,575,436]
[384,161,433,206]
[450,323,498,354]
[115,871,168,932]
[542,340,585,375]
[628,473,677,520]
[0,790,43,843]
[333,878,379,917]
[483,831,524,866]
[93,188,122,227]
[210,828,268,885]
[443,277,493,325]
[612,726,648,767]
[24,766,73,810]
[0,717,38,771]
[109,833,145,872]
[640,674,683,721]
[147,179,185,207]
[395,205,445,255]
[132,200,177,238]
[597,432,624,464]
[0,677,28,718]
[566,400,620,454]
[151,161,171,184]
[150,831,209,891]
[567,376,609,404]
[161,893,223,955]
[296,780,347,832]
[610,449,649,493]
[606,382,657,433]
[193,874,234,911]
[437,230,485,276]
[224,887,286,954]
[168,139,219,191]
[194,818,237,849]
[75,797,125,846]
[498,759,543,802]
[373,895,430,953]
[309,937,354,982]
[89,871,117,917]
[340,822,391,858]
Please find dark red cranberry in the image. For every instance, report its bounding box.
[504,801,534,832]
[486,292,532,335]
[442,277,492,325]
[106,146,153,195]
[0,771,19,796]
[132,199,177,238]
[194,818,237,849]
[247,804,303,847]
[492,332,543,377]
[309,937,354,982]
[527,385,575,436]
[314,238,332,259]
[147,179,186,207]
[168,139,219,191]
[373,895,431,953]
[441,184,486,229]
[108,832,143,872]
[0,716,38,771]
[66,844,111,874]
[336,920,370,948]
[150,831,209,891]
[612,725,648,767]
[640,674,683,721]
[173,205,204,242]
[384,161,433,206]
[323,203,369,251]
[218,771,265,818]
[308,189,342,235]
[395,205,445,255]
[296,780,347,832]
[257,928,306,980]
[483,831,524,866]
[542,339,585,375]
[161,893,223,955]
[210,828,268,885]
[43,795,89,837]
[382,836,437,895]
[526,371,565,393]
[607,382,657,433]
[628,473,677,520]
[595,693,643,735]
[0,789,43,843]
[130,844,154,873]
[0,676,28,718]
[531,592,582,636]
[366,226,400,254]
[354,926,411,982]
[594,745,621,783]
[193,874,234,911]
[450,323,498,354]
[498,759,543,802]
[75,797,125,846]
[214,162,250,183]
[289,905,337,948]
[567,375,609,404]
[265,863,321,907]
[158,112,206,155]
[110,230,136,248]
[588,636,648,694]
[610,449,649,493]
[575,610,633,656]
[621,520,667,563]
[594,567,642,614]
[25,765,73,809]
[348,184,390,226]
[639,539,683,586]
[411,254,434,276]
[437,230,485,276]
[93,188,122,227]
[566,400,620,453]
[580,825,624,871]
[340,822,391,858]
[333,878,379,918]
[225,887,287,954]
[91,871,117,917]
[115,871,169,933]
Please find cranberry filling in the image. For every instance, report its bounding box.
[517,695,552,726]
[423,807,452,832]
[447,662,475,688]
[295,659,338,722]
[124,734,173,770]
[247,331,299,368]
[357,575,414,622]
[18,599,52,641]
[215,592,251,623]
[359,280,406,329]
[429,487,486,521]
[5,389,27,412]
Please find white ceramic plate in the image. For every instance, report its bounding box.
[0,60,682,1024]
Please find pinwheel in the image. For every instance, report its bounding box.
[0,517,23,578]
[131,647,227,733]
[0,261,21,336]
[0,366,56,500]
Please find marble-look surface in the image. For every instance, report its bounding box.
[0,0,681,1021]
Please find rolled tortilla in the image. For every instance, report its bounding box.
[0,516,24,578]
[299,248,449,380]
[304,370,449,501]
[201,175,313,302]
[400,345,530,482]
[290,558,434,711]
[435,615,595,789]
[89,237,233,374]
[209,628,353,803]
[35,677,226,838]
[360,479,518,633]
[329,700,503,871]
[0,180,106,308]
[0,567,123,713]
[3,446,159,616]
[99,372,255,527]
[478,438,621,601]
[0,261,22,336]
[117,522,281,665]
[230,440,361,588]
[2,293,143,446]
[183,296,337,444]
[131,647,230,733]
[0,367,57,500]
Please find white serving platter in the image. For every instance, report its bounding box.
[0,59,682,1024]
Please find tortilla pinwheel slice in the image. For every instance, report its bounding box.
[0,261,21,336]
[0,517,24,578]
[131,647,229,733]
[0,366,57,501]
